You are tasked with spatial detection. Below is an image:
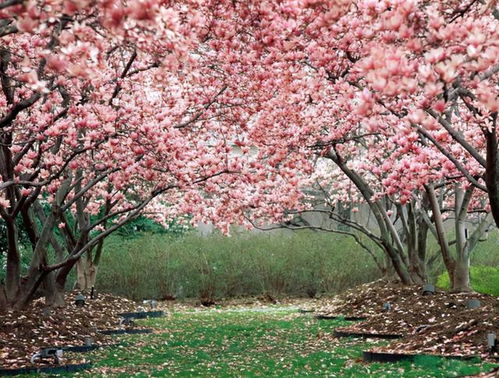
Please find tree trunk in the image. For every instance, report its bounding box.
[5,219,20,303]
[416,213,429,282]
[407,260,425,285]
[55,253,81,296]
[42,272,66,307]
[75,231,105,291]
[452,185,473,292]
[0,285,7,311]
[382,242,414,285]
[451,256,471,292]
[327,151,416,285]
[484,124,499,228]
[75,252,98,291]
[406,203,426,284]
[426,185,456,284]
[13,271,46,310]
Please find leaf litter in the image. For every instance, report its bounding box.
[0,291,142,369]
[314,279,499,361]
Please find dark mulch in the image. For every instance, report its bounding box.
[316,280,499,361]
[373,309,499,360]
[0,292,142,369]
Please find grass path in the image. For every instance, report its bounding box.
[74,306,497,377]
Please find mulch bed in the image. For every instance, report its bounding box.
[0,291,145,369]
[372,309,499,360]
[316,280,499,361]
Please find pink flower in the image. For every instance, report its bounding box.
[0,197,9,208]
[16,17,38,33]
[46,56,67,73]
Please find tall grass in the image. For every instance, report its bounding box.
[96,230,384,301]
[5,226,495,301]
[470,228,499,267]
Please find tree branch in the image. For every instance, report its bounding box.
[174,85,228,129]
[414,124,487,191]
[0,0,24,10]
[426,108,487,167]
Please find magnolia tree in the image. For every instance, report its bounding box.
[1,0,497,308]
[197,0,498,289]
[298,0,498,223]
[315,151,493,291]
[345,0,499,227]
[203,0,497,217]
[310,157,434,286]
[425,183,493,291]
[0,0,310,309]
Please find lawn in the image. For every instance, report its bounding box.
[70,306,498,377]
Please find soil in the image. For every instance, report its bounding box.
[314,279,499,361]
[0,291,141,369]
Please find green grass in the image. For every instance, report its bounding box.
[69,307,498,377]
[437,266,499,296]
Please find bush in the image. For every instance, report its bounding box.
[96,230,384,301]
[437,266,499,296]
[114,215,191,239]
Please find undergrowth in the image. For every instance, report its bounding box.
[96,231,383,301]
[94,229,499,301]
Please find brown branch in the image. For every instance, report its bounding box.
[108,50,137,106]
[0,93,42,129]
[0,48,14,104]
[478,64,499,81]
[44,169,233,272]
[174,85,228,129]
[0,21,18,37]
[414,124,487,191]
[0,0,24,10]
[426,108,487,167]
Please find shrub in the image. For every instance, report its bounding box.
[96,230,384,301]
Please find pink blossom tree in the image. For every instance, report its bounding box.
[196,0,498,289]
[203,0,497,217]
[296,0,498,225]
[0,0,309,309]
[1,0,497,308]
